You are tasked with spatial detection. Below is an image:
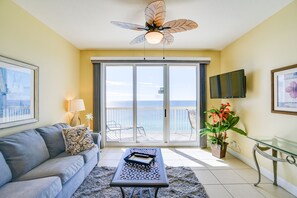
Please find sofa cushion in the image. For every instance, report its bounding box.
[0,176,62,198]
[0,152,12,187]
[53,123,70,130]
[62,126,95,155]
[0,130,50,180]
[36,125,66,158]
[55,145,98,163]
[17,155,84,184]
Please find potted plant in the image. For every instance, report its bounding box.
[200,102,247,158]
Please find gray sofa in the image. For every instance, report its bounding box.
[0,123,100,198]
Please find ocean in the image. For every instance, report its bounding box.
[106,100,196,133]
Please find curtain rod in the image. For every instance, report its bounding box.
[91,57,211,64]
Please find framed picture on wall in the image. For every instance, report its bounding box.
[271,64,297,115]
[0,55,39,129]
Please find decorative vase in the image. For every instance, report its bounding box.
[86,120,91,130]
[210,142,229,158]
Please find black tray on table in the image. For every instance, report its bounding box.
[124,152,156,166]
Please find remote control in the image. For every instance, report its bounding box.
[134,153,149,158]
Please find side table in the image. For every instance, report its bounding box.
[249,136,297,186]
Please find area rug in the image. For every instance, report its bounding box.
[72,166,209,198]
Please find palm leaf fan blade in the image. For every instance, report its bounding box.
[110,21,146,31]
[145,0,166,26]
[161,32,174,45]
[163,19,198,33]
[130,34,146,44]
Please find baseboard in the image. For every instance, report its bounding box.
[228,149,297,197]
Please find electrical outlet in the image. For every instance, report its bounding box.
[229,140,241,153]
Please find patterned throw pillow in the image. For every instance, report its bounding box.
[62,126,95,155]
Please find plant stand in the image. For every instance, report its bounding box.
[211,143,228,158]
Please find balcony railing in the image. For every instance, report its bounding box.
[0,106,31,123]
[106,106,196,133]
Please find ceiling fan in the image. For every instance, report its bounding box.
[111,0,198,45]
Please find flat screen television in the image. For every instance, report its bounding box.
[210,69,246,98]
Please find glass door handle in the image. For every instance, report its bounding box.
[165,109,166,117]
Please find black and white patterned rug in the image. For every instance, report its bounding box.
[72,166,209,198]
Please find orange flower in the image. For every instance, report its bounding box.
[212,113,218,123]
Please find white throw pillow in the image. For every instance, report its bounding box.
[62,126,95,155]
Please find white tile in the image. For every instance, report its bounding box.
[163,159,184,167]
[224,152,235,159]
[224,184,265,198]
[211,170,246,184]
[98,159,120,167]
[175,147,209,154]
[161,148,176,153]
[181,159,208,169]
[234,169,272,184]
[193,170,220,184]
[222,158,251,169]
[176,148,219,160]
[101,152,123,160]
[161,152,181,160]
[102,147,127,153]
[202,159,233,169]
[203,185,232,198]
[254,184,296,198]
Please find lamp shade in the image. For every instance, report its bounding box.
[145,31,163,44]
[68,99,85,112]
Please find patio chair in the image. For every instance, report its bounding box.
[106,121,146,139]
[186,109,196,140]
[106,121,122,137]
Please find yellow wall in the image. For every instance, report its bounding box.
[3,0,295,189]
[80,50,221,127]
[0,1,80,136]
[221,1,297,187]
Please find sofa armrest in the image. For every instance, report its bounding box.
[91,132,101,162]
[91,133,101,147]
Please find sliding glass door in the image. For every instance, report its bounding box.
[137,66,164,142]
[169,66,197,142]
[105,66,134,142]
[104,63,199,146]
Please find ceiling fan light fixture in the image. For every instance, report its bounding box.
[145,31,163,44]
[111,0,198,45]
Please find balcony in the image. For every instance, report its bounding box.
[0,106,31,123]
[106,106,197,142]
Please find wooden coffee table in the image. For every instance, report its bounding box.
[110,148,169,198]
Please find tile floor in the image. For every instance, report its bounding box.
[98,147,295,198]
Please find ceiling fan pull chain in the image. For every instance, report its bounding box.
[163,42,165,60]
[143,40,146,60]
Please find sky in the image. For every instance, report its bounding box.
[106,65,197,103]
[0,66,32,101]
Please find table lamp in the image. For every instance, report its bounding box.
[68,99,85,127]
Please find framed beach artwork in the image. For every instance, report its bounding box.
[0,55,39,129]
[271,64,297,115]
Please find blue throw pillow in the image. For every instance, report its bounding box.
[0,152,12,187]
[36,124,69,158]
[0,130,50,180]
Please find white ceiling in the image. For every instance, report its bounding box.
[13,0,292,50]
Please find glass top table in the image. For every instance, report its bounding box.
[249,136,297,157]
[249,136,297,186]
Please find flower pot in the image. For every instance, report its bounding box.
[210,142,229,158]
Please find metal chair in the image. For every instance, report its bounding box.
[186,109,196,140]
[106,121,122,137]
[106,121,146,139]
